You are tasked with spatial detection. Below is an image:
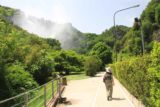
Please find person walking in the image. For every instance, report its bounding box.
[103,67,114,101]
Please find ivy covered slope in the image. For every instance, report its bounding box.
[0,5,61,100]
[111,0,160,107]
[121,0,160,56]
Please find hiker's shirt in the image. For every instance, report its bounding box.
[103,73,113,86]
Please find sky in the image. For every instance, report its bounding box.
[0,0,150,34]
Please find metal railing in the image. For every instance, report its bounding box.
[0,77,65,107]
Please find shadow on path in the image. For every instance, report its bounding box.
[112,98,125,101]
[60,98,81,105]
[92,75,103,78]
[62,101,72,105]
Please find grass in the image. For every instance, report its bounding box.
[66,71,89,81]
[28,80,58,107]
[30,71,89,107]
[8,81,57,107]
[9,72,89,107]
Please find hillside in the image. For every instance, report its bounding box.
[110,0,160,106]
[10,10,84,49]
[85,0,160,59]
[1,0,160,106]
[0,5,61,100]
[0,5,87,103]
[120,0,160,56]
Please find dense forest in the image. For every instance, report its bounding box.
[0,0,160,106]
[0,5,83,99]
[0,5,109,101]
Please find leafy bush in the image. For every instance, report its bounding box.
[54,50,84,75]
[26,49,55,84]
[4,63,38,96]
[0,5,62,100]
[84,56,102,76]
[110,42,160,107]
[46,38,61,50]
[148,42,160,106]
[155,4,160,24]
[142,21,153,41]
[89,42,112,69]
[110,56,151,106]
[122,30,142,55]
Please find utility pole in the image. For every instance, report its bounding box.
[113,4,140,61]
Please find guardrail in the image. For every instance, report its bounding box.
[0,77,66,107]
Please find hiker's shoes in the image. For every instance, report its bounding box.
[107,96,112,101]
[107,96,109,101]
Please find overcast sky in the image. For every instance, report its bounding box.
[0,0,150,34]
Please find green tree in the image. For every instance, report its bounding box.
[4,63,38,96]
[142,21,153,42]
[89,42,112,69]
[54,50,84,75]
[155,4,160,24]
[84,56,102,76]
[46,38,61,50]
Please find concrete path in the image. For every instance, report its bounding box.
[57,72,135,107]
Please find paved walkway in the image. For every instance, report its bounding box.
[57,72,135,107]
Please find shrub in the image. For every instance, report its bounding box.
[148,42,160,107]
[155,4,160,24]
[4,63,38,96]
[110,55,151,105]
[54,50,84,75]
[142,21,153,41]
[110,42,160,107]
[89,42,112,69]
[84,56,102,76]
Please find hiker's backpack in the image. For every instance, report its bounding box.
[103,73,112,82]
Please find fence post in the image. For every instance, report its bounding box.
[58,78,61,99]
[57,79,59,94]
[44,84,47,107]
[52,80,54,98]
[24,92,28,107]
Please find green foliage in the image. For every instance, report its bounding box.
[0,5,87,101]
[110,56,151,106]
[142,21,153,42]
[122,30,142,55]
[100,26,130,48]
[0,5,15,18]
[84,56,102,76]
[110,42,160,107]
[46,38,61,50]
[0,5,62,100]
[141,0,158,23]
[76,33,98,54]
[76,26,129,56]
[4,63,38,96]
[155,4,160,24]
[54,50,84,75]
[148,42,160,106]
[89,42,112,69]
[1,1,160,105]
[28,50,55,84]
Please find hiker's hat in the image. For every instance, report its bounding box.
[105,67,112,73]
